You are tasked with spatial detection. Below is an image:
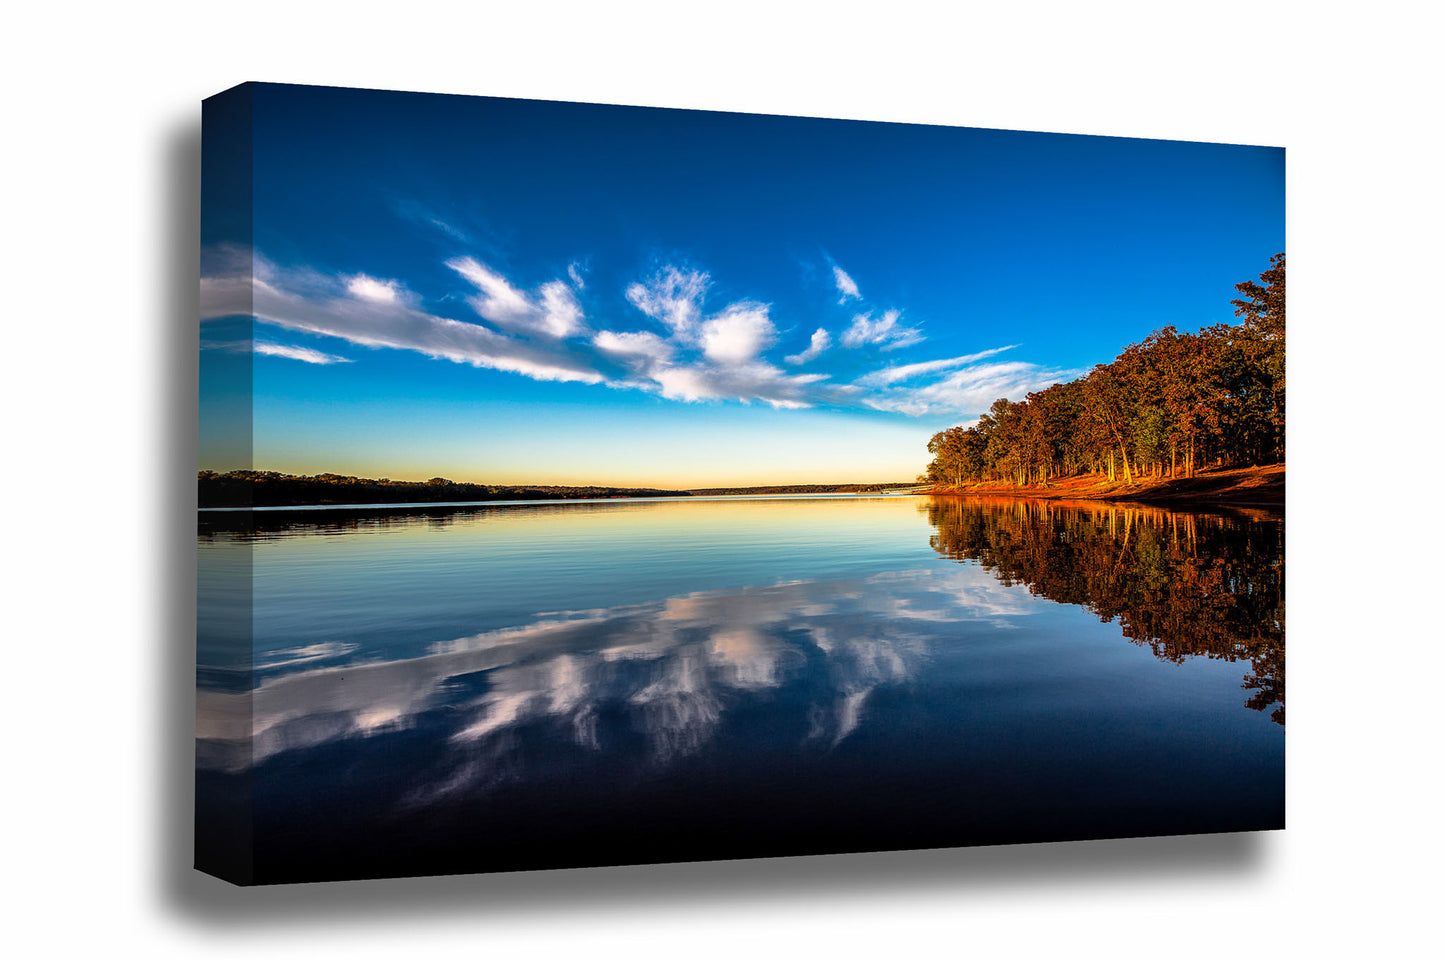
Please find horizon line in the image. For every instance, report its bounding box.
[197,468,922,490]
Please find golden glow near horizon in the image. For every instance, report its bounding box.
[218,462,925,488]
[235,408,936,488]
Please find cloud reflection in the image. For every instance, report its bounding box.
[197,567,1035,801]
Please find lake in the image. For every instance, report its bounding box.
[196,494,1284,883]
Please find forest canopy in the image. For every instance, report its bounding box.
[922,254,1284,488]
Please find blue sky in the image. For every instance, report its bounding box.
[200,83,1283,487]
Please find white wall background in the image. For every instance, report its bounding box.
[3,2,1439,955]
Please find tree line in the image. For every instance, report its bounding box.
[197,470,691,508]
[923,254,1284,489]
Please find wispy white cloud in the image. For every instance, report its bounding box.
[613,273,833,407]
[390,199,473,244]
[785,328,832,365]
[861,360,1083,416]
[855,345,1020,387]
[201,336,352,365]
[699,302,776,364]
[652,360,829,409]
[198,244,256,318]
[625,266,709,342]
[255,341,352,365]
[201,247,604,384]
[447,257,586,339]
[593,329,676,363]
[833,265,861,304]
[345,274,400,304]
[841,309,923,350]
[200,245,1072,417]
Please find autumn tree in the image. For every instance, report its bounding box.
[1082,365,1138,484]
[1230,253,1285,462]
[918,255,1285,487]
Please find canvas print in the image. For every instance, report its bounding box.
[196,83,1284,885]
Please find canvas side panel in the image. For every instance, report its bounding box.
[195,83,256,886]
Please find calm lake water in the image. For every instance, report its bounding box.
[196,495,1284,883]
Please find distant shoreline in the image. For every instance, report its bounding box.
[198,468,1281,510]
[197,471,919,509]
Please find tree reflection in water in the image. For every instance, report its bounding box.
[921,497,1284,724]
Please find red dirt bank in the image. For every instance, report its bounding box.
[923,464,1284,508]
